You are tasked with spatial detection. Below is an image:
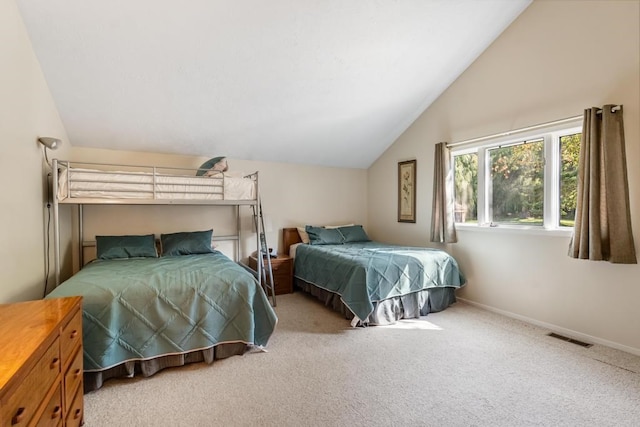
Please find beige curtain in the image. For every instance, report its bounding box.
[430,142,457,243]
[569,105,636,263]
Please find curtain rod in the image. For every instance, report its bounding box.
[447,104,621,149]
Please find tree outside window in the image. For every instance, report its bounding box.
[489,139,544,226]
[454,153,478,223]
[559,133,580,227]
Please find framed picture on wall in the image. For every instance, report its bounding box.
[398,159,416,223]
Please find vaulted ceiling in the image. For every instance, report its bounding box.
[17,0,531,168]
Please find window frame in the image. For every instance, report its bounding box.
[451,120,582,234]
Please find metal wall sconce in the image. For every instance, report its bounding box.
[38,137,61,150]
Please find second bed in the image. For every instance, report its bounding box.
[284,226,466,326]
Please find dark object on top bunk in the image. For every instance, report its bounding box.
[196,156,228,176]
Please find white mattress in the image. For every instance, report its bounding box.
[57,168,256,201]
[289,242,304,258]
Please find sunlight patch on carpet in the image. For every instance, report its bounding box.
[380,319,442,330]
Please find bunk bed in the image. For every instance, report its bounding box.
[283,227,466,326]
[46,159,277,391]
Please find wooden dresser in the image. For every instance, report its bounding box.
[0,296,83,427]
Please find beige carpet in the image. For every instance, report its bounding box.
[84,293,640,426]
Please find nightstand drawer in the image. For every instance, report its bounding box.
[248,255,293,295]
[272,269,292,295]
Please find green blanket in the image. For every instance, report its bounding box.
[47,253,277,372]
[294,242,465,321]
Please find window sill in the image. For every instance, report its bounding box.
[455,223,573,237]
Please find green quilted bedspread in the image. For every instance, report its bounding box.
[294,242,466,321]
[46,253,277,372]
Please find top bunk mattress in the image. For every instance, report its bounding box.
[56,165,256,202]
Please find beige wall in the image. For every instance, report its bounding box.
[0,0,71,303]
[368,0,640,353]
[67,148,368,270]
[2,0,367,293]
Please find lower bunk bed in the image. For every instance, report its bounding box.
[47,251,277,392]
[283,227,465,326]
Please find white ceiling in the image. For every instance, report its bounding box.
[17,0,530,168]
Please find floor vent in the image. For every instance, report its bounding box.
[547,332,593,348]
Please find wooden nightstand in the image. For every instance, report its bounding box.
[248,254,293,295]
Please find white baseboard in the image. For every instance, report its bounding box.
[457,298,640,357]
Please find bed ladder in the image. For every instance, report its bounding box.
[252,201,276,306]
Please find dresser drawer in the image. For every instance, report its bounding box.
[63,348,83,414]
[34,384,62,427]
[2,339,60,427]
[60,311,82,369]
[64,390,83,427]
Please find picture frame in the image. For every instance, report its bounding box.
[398,159,416,223]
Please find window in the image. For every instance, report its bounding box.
[559,133,581,227]
[454,153,478,223]
[489,139,544,226]
[453,123,581,231]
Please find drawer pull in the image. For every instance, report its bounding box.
[50,357,60,369]
[73,409,82,419]
[51,406,61,419]
[11,407,26,425]
[70,330,79,339]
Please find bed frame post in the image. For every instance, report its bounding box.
[78,205,84,268]
[235,205,240,261]
[254,176,260,285]
[52,159,61,287]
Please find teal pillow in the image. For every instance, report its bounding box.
[196,156,226,176]
[96,234,157,260]
[305,226,344,245]
[339,225,370,243]
[161,229,214,256]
